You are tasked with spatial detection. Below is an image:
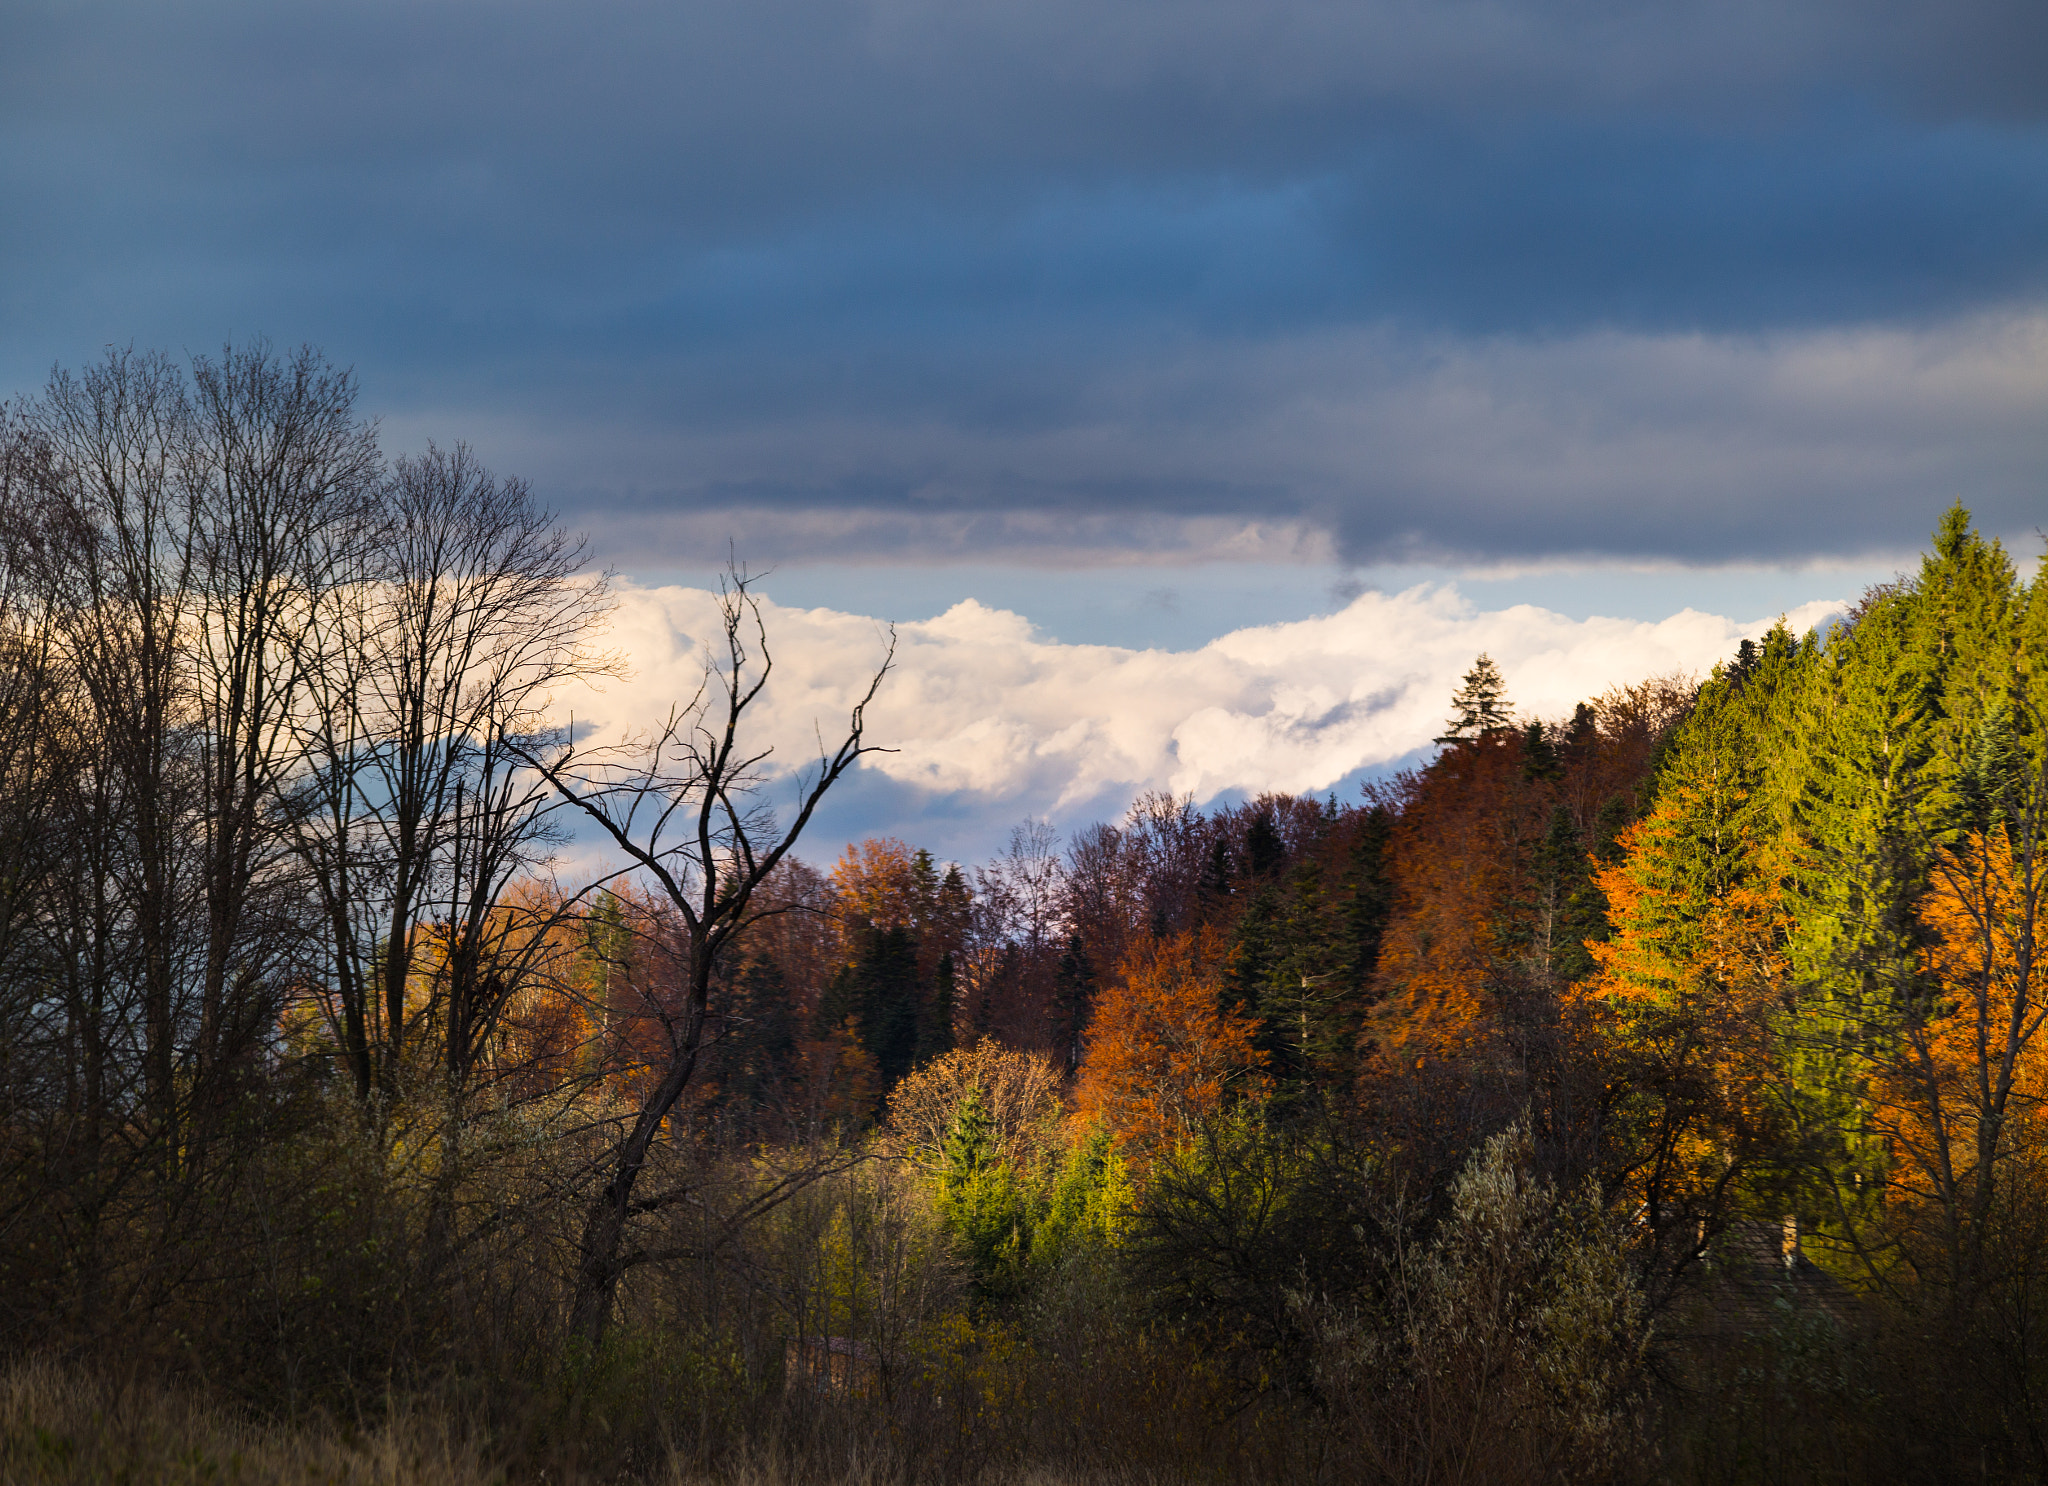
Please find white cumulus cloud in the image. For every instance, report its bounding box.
[562,579,1843,825]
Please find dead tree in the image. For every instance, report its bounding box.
[529,569,891,1345]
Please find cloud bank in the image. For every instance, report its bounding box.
[564,582,1843,850]
[542,309,2048,568]
[5,0,2043,568]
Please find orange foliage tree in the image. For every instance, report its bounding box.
[1863,824,2048,1298]
[1367,673,1693,1063]
[1073,926,1268,1162]
[1574,668,1796,1252]
[831,837,922,940]
[1368,733,1531,1056]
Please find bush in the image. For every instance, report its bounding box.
[1299,1121,1650,1486]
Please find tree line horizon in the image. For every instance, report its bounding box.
[1,341,2045,1485]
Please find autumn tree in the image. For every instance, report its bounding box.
[1369,665,1692,1069]
[1857,818,2048,1306]
[815,837,963,1093]
[1574,636,1805,1276]
[1369,732,1542,1056]
[1073,926,1268,1163]
[885,1037,1065,1177]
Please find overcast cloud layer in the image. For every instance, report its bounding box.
[4,0,2044,565]
[562,581,1843,860]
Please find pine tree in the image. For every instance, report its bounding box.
[1437,654,1516,743]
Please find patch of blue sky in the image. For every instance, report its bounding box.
[623,559,1897,651]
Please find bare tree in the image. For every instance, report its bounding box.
[289,442,616,1102]
[27,348,204,1155]
[528,569,891,1344]
[16,343,385,1158]
[183,342,382,1117]
[0,410,88,1189]
[0,407,60,1011]
[960,820,1064,1048]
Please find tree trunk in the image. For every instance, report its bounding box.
[569,1037,703,1344]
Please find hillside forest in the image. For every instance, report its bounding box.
[2,344,2047,1484]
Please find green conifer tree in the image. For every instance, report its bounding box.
[937,1086,1032,1310]
[1437,654,1516,743]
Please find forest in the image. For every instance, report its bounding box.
[1,343,2045,1484]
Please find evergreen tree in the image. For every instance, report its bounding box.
[1780,511,2025,1213]
[1728,636,1761,686]
[712,953,799,1125]
[926,949,960,1064]
[937,1085,1032,1310]
[581,889,630,1005]
[1530,804,1597,985]
[911,847,941,923]
[1338,806,1395,999]
[863,923,924,1087]
[812,962,857,1042]
[1591,637,1799,1007]
[1437,654,1516,743]
[1577,651,1804,1256]
[1051,934,1095,1073]
[818,922,941,1092]
[936,863,973,954]
[1243,809,1285,880]
[1226,882,1288,1069]
[1033,1127,1133,1266]
[1196,834,1235,922]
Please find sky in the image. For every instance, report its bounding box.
[5,0,2045,863]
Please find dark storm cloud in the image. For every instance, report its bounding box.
[4,0,2045,562]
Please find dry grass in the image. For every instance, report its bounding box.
[0,1361,1154,1486]
[0,1360,499,1485]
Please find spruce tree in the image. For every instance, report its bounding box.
[716,953,798,1119]
[1243,809,1285,879]
[1196,835,1234,921]
[1787,515,2022,1054]
[1775,512,2031,1239]
[1437,654,1516,743]
[937,1086,1031,1310]
[1339,806,1395,997]
[1051,935,1095,1073]
[821,922,928,1090]
[924,950,959,1064]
